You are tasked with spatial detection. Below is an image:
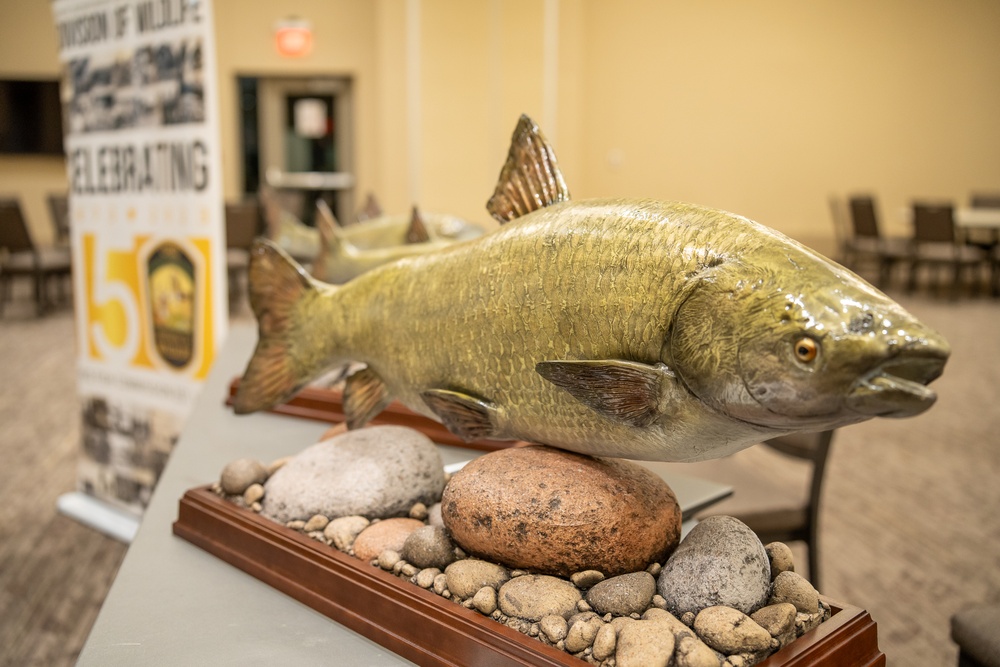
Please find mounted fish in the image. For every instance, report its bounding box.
[235,115,949,463]
[260,188,485,272]
[310,200,485,284]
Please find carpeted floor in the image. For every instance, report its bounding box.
[0,280,997,666]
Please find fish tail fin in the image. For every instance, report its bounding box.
[233,239,335,414]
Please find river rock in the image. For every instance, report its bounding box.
[615,618,676,667]
[352,518,424,562]
[587,572,657,617]
[261,425,445,524]
[324,515,370,552]
[540,614,569,643]
[657,516,770,616]
[442,445,682,576]
[221,458,268,495]
[498,574,582,621]
[401,525,455,570]
[444,559,511,599]
[764,542,795,580]
[751,603,797,648]
[769,571,819,614]
[693,606,773,654]
[565,612,604,653]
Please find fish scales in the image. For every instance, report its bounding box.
[303,200,775,459]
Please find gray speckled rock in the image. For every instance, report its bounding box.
[498,575,582,621]
[444,559,511,599]
[657,516,770,616]
[221,458,268,495]
[261,425,444,523]
[587,571,657,617]
[693,606,773,654]
[401,525,455,570]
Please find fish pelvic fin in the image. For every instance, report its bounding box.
[343,367,392,429]
[536,359,677,428]
[421,389,499,441]
[486,114,570,224]
[406,206,431,244]
[233,240,328,414]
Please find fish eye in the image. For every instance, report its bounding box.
[793,337,818,363]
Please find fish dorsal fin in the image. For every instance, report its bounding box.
[486,114,570,224]
[358,192,383,222]
[406,206,431,244]
[316,199,342,228]
[536,359,676,427]
[421,388,499,441]
[343,367,392,429]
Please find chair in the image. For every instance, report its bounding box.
[907,202,987,297]
[47,193,71,247]
[843,195,910,288]
[951,602,1000,667]
[225,201,260,311]
[679,430,834,589]
[0,198,73,316]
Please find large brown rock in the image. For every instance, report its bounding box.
[441,446,682,576]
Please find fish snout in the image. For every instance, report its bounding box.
[847,334,949,418]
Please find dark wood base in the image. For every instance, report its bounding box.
[174,486,885,667]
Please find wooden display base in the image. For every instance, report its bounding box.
[175,487,884,666]
[207,380,885,665]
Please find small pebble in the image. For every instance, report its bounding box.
[401,563,418,578]
[577,600,592,612]
[409,502,428,520]
[433,573,449,596]
[415,568,440,589]
[324,515,370,552]
[220,458,268,495]
[266,455,292,476]
[592,623,617,661]
[472,586,498,615]
[571,570,606,589]
[764,542,795,581]
[540,615,569,642]
[646,562,662,577]
[694,606,773,654]
[379,550,401,571]
[286,520,306,531]
[769,571,819,614]
[303,514,330,533]
[250,502,262,513]
[243,483,264,505]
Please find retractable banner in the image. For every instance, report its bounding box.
[52,0,225,516]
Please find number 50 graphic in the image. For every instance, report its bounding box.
[81,233,216,378]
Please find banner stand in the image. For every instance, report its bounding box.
[57,492,140,543]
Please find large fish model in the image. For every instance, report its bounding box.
[310,201,485,284]
[260,187,485,274]
[234,115,949,462]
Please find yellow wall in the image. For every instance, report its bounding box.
[573,0,1000,253]
[0,1,67,246]
[4,0,1000,256]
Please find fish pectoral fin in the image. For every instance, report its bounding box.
[421,389,498,441]
[406,206,431,244]
[536,359,674,427]
[343,367,392,429]
[486,115,571,224]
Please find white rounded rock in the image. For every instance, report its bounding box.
[261,426,444,524]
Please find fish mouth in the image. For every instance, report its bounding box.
[847,350,947,418]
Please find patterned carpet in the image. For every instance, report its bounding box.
[0,284,996,666]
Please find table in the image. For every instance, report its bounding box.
[77,324,732,666]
